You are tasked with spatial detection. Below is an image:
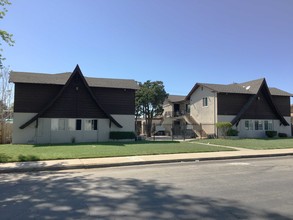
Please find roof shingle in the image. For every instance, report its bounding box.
[10,71,139,90]
[167,95,186,103]
[197,78,292,96]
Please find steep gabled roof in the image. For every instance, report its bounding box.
[19,65,123,129]
[268,87,293,97]
[230,79,289,126]
[10,71,139,90]
[186,78,292,100]
[185,78,291,126]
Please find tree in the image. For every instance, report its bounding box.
[135,80,168,137]
[0,66,13,120]
[0,0,14,66]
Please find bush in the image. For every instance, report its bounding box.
[265,130,277,138]
[227,129,239,136]
[216,122,232,138]
[109,131,136,140]
[278,133,287,138]
[216,122,232,129]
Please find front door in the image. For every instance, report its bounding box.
[174,104,180,116]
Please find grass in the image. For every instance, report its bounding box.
[194,138,293,150]
[0,141,233,163]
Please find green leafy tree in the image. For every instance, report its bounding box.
[0,66,13,120]
[136,80,168,137]
[0,0,14,66]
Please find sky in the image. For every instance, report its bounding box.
[2,0,293,99]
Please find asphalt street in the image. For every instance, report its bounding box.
[1,156,293,219]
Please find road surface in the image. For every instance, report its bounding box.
[1,156,293,219]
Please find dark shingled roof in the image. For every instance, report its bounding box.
[10,71,139,90]
[187,78,292,99]
[19,65,123,129]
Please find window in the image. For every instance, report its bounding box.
[76,119,82,130]
[245,120,274,131]
[245,120,249,130]
[68,119,75,130]
[84,119,98,130]
[51,119,65,131]
[258,121,263,130]
[249,121,253,130]
[51,119,58,131]
[186,104,190,113]
[254,120,263,130]
[203,97,208,107]
[245,120,253,130]
[264,120,273,130]
[68,119,82,130]
[58,119,65,130]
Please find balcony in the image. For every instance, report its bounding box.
[164,110,189,118]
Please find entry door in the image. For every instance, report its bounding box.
[174,104,180,116]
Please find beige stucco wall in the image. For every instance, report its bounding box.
[189,87,217,134]
[13,113,135,144]
[163,103,173,117]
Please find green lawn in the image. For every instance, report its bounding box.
[0,141,233,163]
[195,138,293,150]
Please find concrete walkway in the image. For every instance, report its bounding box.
[1,147,293,173]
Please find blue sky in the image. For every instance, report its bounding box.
[2,0,293,98]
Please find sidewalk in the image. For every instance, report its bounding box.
[1,148,293,173]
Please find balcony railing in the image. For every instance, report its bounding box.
[164,110,189,118]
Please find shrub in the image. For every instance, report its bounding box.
[109,131,136,140]
[278,133,287,138]
[18,154,40,162]
[216,122,232,138]
[227,128,239,136]
[265,130,277,138]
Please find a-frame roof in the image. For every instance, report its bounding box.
[185,78,290,127]
[186,78,292,100]
[19,65,123,129]
[230,78,289,126]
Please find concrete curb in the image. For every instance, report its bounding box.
[1,151,293,173]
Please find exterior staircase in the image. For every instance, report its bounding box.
[183,114,207,138]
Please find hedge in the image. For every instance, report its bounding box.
[227,128,239,136]
[278,133,288,138]
[109,131,136,140]
[265,130,277,138]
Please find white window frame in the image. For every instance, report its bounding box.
[51,119,66,131]
[68,119,82,131]
[264,120,273,131]
[51,119,59,131]
[245,120,273,131]
[58,119,65,131]
[68,119,76,131]
[84,119,98,131]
